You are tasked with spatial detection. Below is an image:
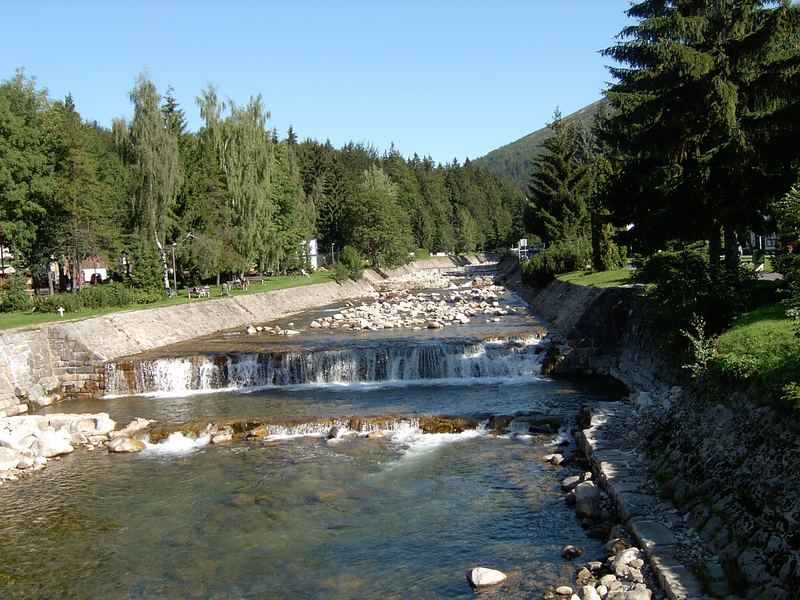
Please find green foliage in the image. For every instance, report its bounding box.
[520,238,591,287]
[0,69,56,264]
[331,262,350,283]
[349,165,413,267]
[339,245,363,280]
[526,110,591,245]
[125,238,163,292]
[680,316,718,379]
[712,304,800,410]
[33,283,136,313]
[0,274,31,312]
[128,73,184,288]
[602,1,800,270]
[635,244,756,354]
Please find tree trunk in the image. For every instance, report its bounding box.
[723,225,739,276]
[708,225,722,270]
[154,233,170,291]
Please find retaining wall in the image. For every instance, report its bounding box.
[502,259,798,598]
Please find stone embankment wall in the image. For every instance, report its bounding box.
[501,257,799,599]
[0,256,487,417]
[496,257,681,392]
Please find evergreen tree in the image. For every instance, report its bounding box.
[526,110,591,245]
[49,95,115,289]
[602,0,800,272]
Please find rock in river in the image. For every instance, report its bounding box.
[466,567,507,587]
[108,437,146,453]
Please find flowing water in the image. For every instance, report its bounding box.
[0,274,623,599]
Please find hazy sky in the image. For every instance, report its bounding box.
[1,0,633,163]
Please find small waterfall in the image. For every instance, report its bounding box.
[105,337,543,396]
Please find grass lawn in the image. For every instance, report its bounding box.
[556,268,634,288]
[0,271,334,332]
[712,303,800,409]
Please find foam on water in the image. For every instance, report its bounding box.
[142,432,211,455]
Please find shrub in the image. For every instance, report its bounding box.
[520,238,591,287]
[331,262,350,283]
[0,274,31,312]
[339,245,364,280]
[634,244,756,356]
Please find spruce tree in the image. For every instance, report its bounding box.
[603,0,800,271]
[526,110,591,246]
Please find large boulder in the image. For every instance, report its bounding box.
[466,567,507,587]
[34,428,74,458]
[574,481,602,519]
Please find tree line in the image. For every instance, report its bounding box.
[0,69,525,297]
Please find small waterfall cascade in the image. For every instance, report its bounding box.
[105,337,544,396]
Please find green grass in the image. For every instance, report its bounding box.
[712,303,800,410]
[556,268,634,288]
[0,271,334,332]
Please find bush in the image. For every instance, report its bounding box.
[331,262,350,283]
[32,283,145,314]
[520,238,591,287]
[339,245,364,280]
[0,274,31,312]
[635,244,756,355]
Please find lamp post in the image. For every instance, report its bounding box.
[171,233,195,296]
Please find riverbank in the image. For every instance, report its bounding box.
[500,255,797,599]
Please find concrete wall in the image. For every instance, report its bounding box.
[0,256,487,416]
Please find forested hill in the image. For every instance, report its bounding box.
[473,99,605,191]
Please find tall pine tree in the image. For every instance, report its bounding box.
[603,0,800,271]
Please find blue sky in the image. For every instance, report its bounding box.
[2,1,633,164]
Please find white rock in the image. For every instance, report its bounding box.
[310,320,322,328]
[16,455,35,469]
[574,481,602,519]
[211,432,232,444]
[542,453,565,466]
[0,447,21,471]
[596,584,608,597]
[279,329,301,336]
[612,547,641,577]
[34,428,74,458]
[556,585,573,595]
[107,437,146,453]
[466,567,507,587]
[0,431,22,451]
[583,585,602,600]
[245,325,257,334]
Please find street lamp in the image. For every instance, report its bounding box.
[171,233,195,296]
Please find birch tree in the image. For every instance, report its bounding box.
[128,74,183,289]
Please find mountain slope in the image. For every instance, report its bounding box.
[473,99,605,192]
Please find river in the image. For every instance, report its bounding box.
[0,267,623,599]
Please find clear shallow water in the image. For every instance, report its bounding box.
[0,425,600,599]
